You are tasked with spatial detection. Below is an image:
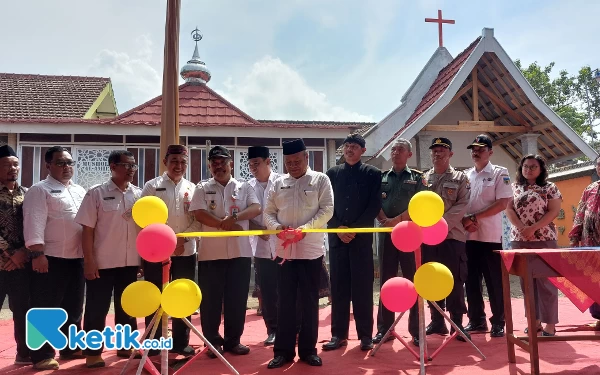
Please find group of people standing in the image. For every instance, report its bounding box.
[0,131,598,371]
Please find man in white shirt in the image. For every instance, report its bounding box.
[461,135,512,338]
[247,146,281,346]
[23,146,86,370]
[189,145,261,359]
[74,150,142,368]
[141,145,200,357]
[264,139,334,369]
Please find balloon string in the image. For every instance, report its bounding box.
[177,227,393,238]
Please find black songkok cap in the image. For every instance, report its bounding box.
[248,146,270,159]
[0,145,17,159]
[282,139,306,155]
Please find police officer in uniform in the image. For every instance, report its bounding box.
[462,135,512,338]
[373,138,426,347]
[422,137,471,341]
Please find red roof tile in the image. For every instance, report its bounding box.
[374,37,481,157]
[0,73,111,119]
[114,82,259,126]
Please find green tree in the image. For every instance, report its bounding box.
[515,60,600,147]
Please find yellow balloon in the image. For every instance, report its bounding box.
[408,191,444,227]
[132,196,169,228]
[414,262,454,301]
[121,281,162,318]
[161,279,202,319]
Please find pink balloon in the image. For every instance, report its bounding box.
[422,218,448,245]
[381,277,418,313]
[136,223,177,262]
[391,221,423,252]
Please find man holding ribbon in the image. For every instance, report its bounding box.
[264,139,334,369]
[189,145,261,358]
[141,145,201,356]
[323,133,381,352]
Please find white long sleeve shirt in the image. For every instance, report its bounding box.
[23,175,86,259]
[141,173,201,256]
[248,171,281,259]
[263,168,334,260]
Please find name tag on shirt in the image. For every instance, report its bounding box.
[103,197,115,200]
[51,190,62,193]
[280,186,291,189]
[205,191,216,194]
[405,180,417,185]
[156,188,166,191]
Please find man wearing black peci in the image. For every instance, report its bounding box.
[322,133,381,352]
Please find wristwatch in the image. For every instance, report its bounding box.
[29,251,44,259]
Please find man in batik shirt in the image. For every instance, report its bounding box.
[568,155,600,325]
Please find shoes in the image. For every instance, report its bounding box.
[206,346,224,359]
[490,324,505,338]
[59,350,85,360]
[541,330,556,337]
[172,345,196,356]
[451,325,471,342]
[524,324,543,334]
[322,337,348,351]
[225,344,250,355]
[360,337,373,351]
[426,322,449,335]
[372,332,395,343]
[264,333,276,346]
[33,358,60,370]
[14,354,32,365]
[85,356,105,368]
[117,349,142,359]
[411,336,419,347]
[464,321,488,332]
[300,354,322,366]
[267,356,289,369]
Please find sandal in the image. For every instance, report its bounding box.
[541,330,556,337]
[524,325,543,334]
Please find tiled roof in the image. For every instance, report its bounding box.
[114,82,258,126]
[372,37,481,157]
[336,123,377,156]
[0,73,110,119]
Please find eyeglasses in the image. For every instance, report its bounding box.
[115,163,139,171]
[53,161,75,167]
[522,165,539,171]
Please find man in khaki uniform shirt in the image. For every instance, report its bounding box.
[189,146,261,358]
[421,137,471,342]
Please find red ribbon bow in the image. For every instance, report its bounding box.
[274,228,304,264]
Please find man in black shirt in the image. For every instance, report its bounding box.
[322,134,382,351]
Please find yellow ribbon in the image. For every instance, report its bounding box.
[176,227,393,238]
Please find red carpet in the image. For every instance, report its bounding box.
[0,298,598,374]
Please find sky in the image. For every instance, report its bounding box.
[1,0,598,123]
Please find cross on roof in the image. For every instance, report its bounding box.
[425,10,455,48]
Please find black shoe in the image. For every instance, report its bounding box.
[172,345,195,357]
[300,354,322,366]
[411,336,419,347]
[267,356,289,369]
[206,346,224,359]
[490,324,505,338]
[224,344,250,355]
[372,332,395,343]
[426,322,449,335]
[465,321,488,332]
[264,333,276,346]
[322,337,348,351]
[451,326,471,342]
[360,337,373,351]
